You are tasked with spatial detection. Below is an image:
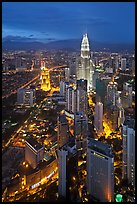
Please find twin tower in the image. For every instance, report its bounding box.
[77,33,94,92]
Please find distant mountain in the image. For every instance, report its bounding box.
[2,38,134,53]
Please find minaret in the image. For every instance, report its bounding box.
[77,34,94,92]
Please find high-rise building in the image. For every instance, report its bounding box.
[87,138,114,202]
[60,81,70,98]
[57,114,69,148]
[72,89,77,113]
[107,81,118,106]
[76,80,88,116]
[121,58,127,71]
[74,112,88,159]
[58,148,68,197]
[66,87,73,112]
[17,88,25,105]
[58,143,77,199]
[17,88,35,107]
[40,61,51,91]
[64,67,70,82]
[94,102,103,133]
[77,34,94,91]
[118,107,125,127]
[25,136,44,169]
[122,117,135,187]
[122,82,132,108]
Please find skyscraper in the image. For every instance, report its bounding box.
[121,58,127,71]
[57,114,69,148]
[122,117,135,187]
[77,34,94,91]
[94,102,103,133]
[74,112,88,159]
[107,81,118,106]
[58,148,68,197]
[76,80,88,116]
[87,138,114,202]
[64,67,70,82]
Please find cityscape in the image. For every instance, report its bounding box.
[2,2,135,203]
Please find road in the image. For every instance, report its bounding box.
[2,74,40,100]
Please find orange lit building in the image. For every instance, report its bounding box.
[40,61,51,91]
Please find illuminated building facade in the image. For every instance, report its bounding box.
[40,61,51,91]
[25,137,44,169]
[77,34,94,91]
[122,117,135,187]
[64,67,70,82]
[94,102,103,133]
[87,138,114,202]
[107,81,118,106]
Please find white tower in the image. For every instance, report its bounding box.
[77,34,94,91]
[94,102,103,133]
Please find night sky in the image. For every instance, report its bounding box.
[2,2,135,44]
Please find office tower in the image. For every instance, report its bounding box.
[57,114,69,148]
[17,88,35,107]
[76,79,88,116]
[92,70,99,90]
[66,87,73,112]
[74,112,88,159]
[58,148,68,197]
[118,107,125,127]
[58,144,77,199]
[121,58,127,71]
[72,89,77,113]
[65,67,70,82]
[96,77,110,105]
[17,88,25,105]
[87,138,114,202]
[40,61,51,91]
[60,81,70,97]
[25,136,44,169]
[77,34,94,91]
[122,117,135,187]
[60,81,65,96]
[107,81,118,106]
[94,102,103,133]
[24,89,35,107]
[107,104,119,131]
[123,82,132,107]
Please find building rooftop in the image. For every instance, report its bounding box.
[88,138,113,158]
[123,116,135,129]
[58,114,68,123]
[25,136,43,151]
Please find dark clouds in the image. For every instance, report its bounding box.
[2,2,135,44]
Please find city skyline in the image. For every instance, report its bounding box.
[2,2,135,44]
